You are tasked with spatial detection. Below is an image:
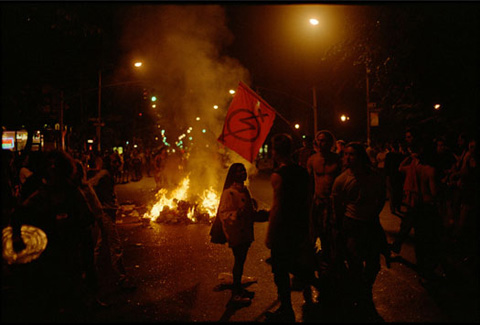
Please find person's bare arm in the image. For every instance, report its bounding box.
[266,172,282,249]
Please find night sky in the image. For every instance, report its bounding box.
[1,2,478,149]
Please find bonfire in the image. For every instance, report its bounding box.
[142,174,220,224]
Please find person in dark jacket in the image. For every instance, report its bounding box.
[11,150,95,320]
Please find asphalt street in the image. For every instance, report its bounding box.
[103,171,478,323]
[2,170,477,323]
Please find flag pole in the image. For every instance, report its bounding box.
[243,82,295,131]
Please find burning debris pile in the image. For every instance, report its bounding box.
[142,175,220,225]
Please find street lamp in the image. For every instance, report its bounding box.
[365,61,371,146]
[97,61,143,153]
[308,18,321,135]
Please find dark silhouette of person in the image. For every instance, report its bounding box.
[293,135,315,169]
[332,142,386,317]
[265,133,320,322]
[11,150,95,321]
[384,140,406,215]
[88,154,136,291]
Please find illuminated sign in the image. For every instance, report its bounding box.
[2,137,15,149]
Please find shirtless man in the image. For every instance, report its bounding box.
[306,130,342,268]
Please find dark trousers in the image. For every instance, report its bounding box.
[231,243,250,294]
[414,202,442,278]
[393,206,418,250]
[270,244,318,309]
[342,217,381,300]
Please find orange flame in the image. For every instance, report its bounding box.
[143,174,220,223]
[200,187,219,221]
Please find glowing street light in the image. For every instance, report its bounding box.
[196,117,200,121]
[229,89,235,95]
[213,105,218,110]
[340,114,350,122]
[309,18,319,26]
[97,61,144,153]
[294,123,300,129]
[434,104,441,110]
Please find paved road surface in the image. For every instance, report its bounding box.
[2,171,477,323]
[107,172,478,322]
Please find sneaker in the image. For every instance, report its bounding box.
[230,294,251,305]
[265,307,295,323]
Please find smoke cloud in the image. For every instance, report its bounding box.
[117,4,254,194]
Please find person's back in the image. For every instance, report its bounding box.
[272,163,310,247]
[385,148,404,178]
[88,156,117,210]
[265,133,319,322]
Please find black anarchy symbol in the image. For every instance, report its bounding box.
[223,108,269,142]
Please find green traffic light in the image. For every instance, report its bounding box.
[151,96,157,102]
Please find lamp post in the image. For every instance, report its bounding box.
[365,61,372,147]
[96,61,143,153]
[97,69,102,153]
[309,17,321,135]
[312,86,318,135]
[365,63,371,147]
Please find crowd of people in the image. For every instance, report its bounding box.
[211,127,477,322]
[1,145,175,321]
[2,125,477,322]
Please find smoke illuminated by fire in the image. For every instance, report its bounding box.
[117,4,253,197]
[119,5,260,223]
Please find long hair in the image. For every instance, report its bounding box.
[222,163,246,191]
[346,142,372,171]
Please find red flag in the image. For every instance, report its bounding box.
[218,81,276,163]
